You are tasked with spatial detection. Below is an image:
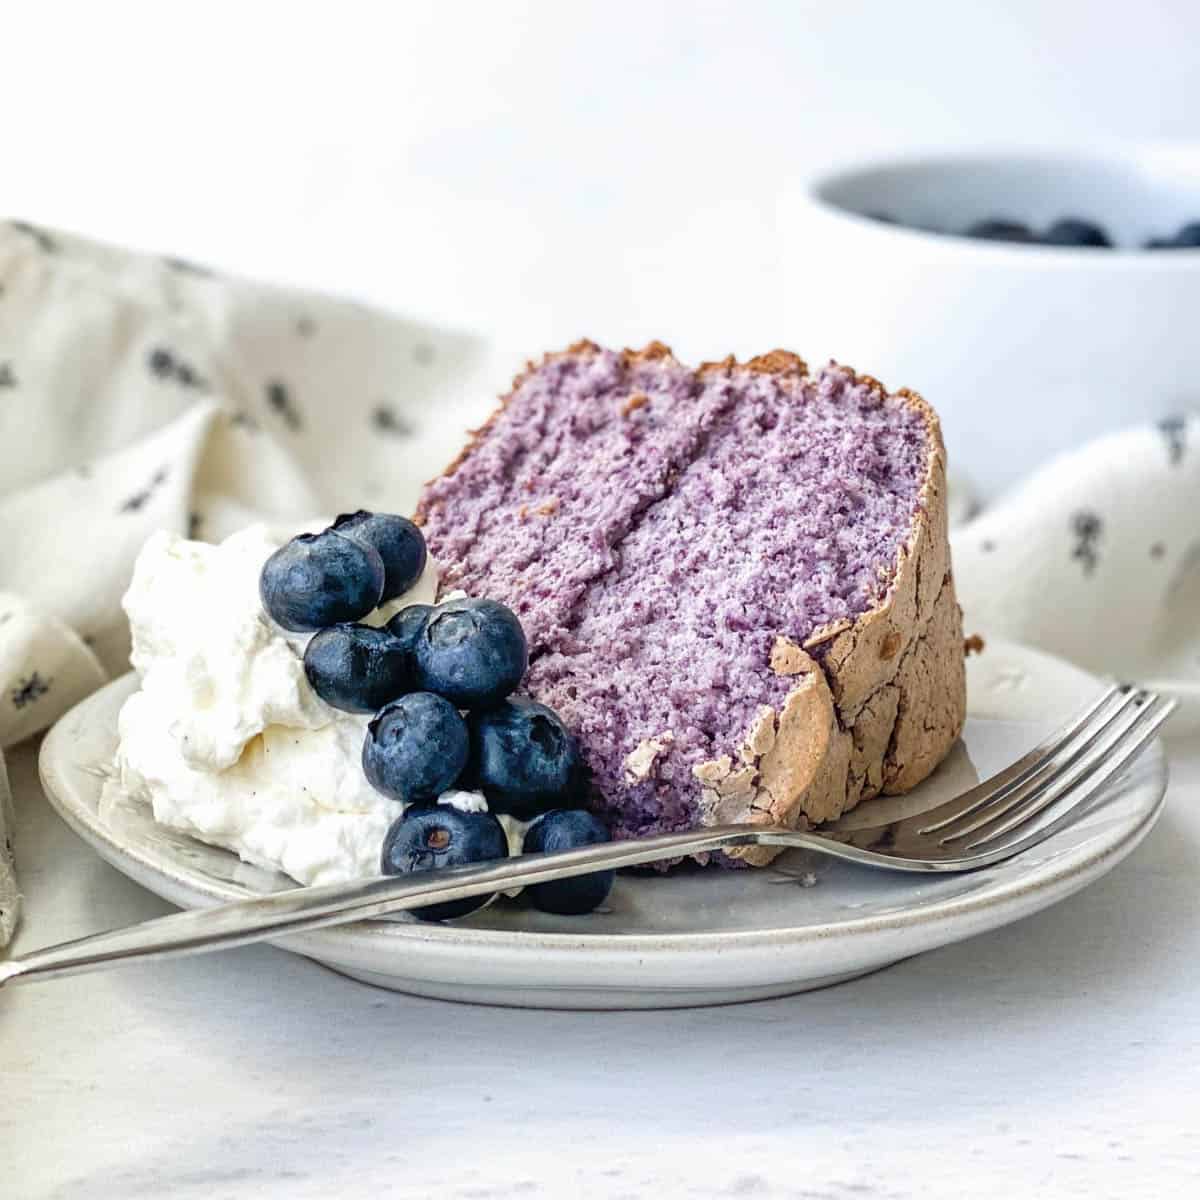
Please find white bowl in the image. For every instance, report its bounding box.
[789,148,1200,497]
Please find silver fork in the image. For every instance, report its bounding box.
[0,684,1173,990]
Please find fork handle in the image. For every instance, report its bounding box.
[1,825,777,988]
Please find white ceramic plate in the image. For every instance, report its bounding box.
[38,641,1166,1009]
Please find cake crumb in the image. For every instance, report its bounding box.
[769,635,814,676]
[624,731,675,782]
[745,349,807,376]
[803,618,852,650]
[620,392,650,417]
[964,633,986,656]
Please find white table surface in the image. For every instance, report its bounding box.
[3,734,1198,1200]
[4,4,1200,1196]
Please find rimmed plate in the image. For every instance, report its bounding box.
[38,640,1167,1009]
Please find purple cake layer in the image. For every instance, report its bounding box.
[420,343,731,654]
[418,342,942,847]
[524,361,929,839]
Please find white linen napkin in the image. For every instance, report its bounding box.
[2,219,1196,945]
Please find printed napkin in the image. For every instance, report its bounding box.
[2,220,1197,945]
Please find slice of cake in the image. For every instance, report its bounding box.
[417,341,965,864]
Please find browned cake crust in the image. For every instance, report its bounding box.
[697,371,964,863]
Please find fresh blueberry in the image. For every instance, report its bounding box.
[1145,222,1200,249]
[363,692,469,803]
[466,698,586,819]
[1043,218,1111,248]
[331,511,428,602]
[522,809,613,915]
[381,806,508,920]
[1172,222,1200,247]
[386,603,433,656]
[303,624,412,713]
[413,598,528,709]
[964,218,1035,243]
[260,530,384,632]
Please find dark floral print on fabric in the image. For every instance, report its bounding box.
[1157,415,1188,467]
[120,467,170,514]
[266,379,302,431]
[147,347,208,390]
[163,256,214,277]
[10,220,57,252]
[371,405,413,436]
[11,672,50,709]
[229,411,259,432]
[1071,510,1103,575]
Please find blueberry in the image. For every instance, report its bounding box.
[466,698,586,819]
[1145,222,1200,249]
[1173,222,1200,247]
[381,806,508,920]
[1043,218,1111,248]
[413,598,527,709]
[260,530,384,632]
[386,603,433,656]
[964,218,1035,243]
[331,510,428,602]
[522,810,614,915]
[363,692,469,803]
[303,624,412,713]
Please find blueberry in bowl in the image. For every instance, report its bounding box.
[413,597,528,709]
[331,510,427,602]
[303,624,413,713]
[1146,221,1200,249]
[363,692,469,803]
[522,809,614,916]
[963,218,1035,243]
[381,806,509,920]
[1043,217,1111,247]
[466,698,587,820]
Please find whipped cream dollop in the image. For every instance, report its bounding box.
[112,525,457,886]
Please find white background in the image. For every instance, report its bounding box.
[4,3,1200,1198]
[5,0,1199,357]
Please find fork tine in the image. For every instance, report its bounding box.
[933,688,1152,843]
[961,695,1176,857]
[964,696,1171,854]
[918,683,1133,835]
